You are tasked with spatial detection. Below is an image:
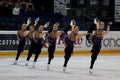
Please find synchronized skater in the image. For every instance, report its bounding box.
[45,22,61,70]
[86,18,112,74]
[14,18,31,64]
[60,19,88,71]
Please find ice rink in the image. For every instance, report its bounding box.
[0,55,120,80]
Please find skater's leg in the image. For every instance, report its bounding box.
[63,47,73,71]
[89,45,100,74]
[48,45,55,64]
[14,42,25,64]
[47,45,55,70]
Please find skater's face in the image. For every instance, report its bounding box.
[74,26,79,34]
[38,26,43,32]
[53,24,59,31]
[99,22,104,29]
[29,25,34,32]
[21,23,26,30]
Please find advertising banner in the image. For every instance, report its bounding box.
[0,31,120,51]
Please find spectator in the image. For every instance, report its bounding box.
[12,3,20,16]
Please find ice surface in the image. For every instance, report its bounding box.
[0,55,120,80]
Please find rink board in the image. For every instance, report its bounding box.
[0,31,120,56]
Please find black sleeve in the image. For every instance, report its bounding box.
[48,28,53,33]
[63,25,71,33]
[87,24,96,33]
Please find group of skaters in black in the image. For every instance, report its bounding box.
[13,17,112,74]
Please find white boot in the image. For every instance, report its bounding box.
[89,69,93,74]
[47,64,50,70]
[13,60,18,65]
[25,61,29,66]
[32,62,36,68]
[63,66,66,72]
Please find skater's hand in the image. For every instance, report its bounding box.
[34,17,39,26]
[95,17,99,22]
[70,19,76,26]
[108,22,113,25]
[44,22,50,28]
[94,17,99,24]
[35,17,39,23]
[26,17,31,25]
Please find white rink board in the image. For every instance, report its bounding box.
[0,31,120,51]
[47,31,120,51]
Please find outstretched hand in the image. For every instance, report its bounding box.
[94,17,99,24]
[108,22,113,25]
[27,17,31,25]
[44,21,50,28]
[35,17,39,23]
[70,19,76,26]
[34,17,40,26]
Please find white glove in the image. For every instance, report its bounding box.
[35,17,39,23]
[26,17,31,25]
[94,17,99,24]
[44,22,50,28]
[94,18,97,24]
[70,19,76,26]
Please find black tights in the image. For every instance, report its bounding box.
[90,45,100,69]
[26,43,42,62]
[26,51,40,62]
[63,47,73,67]
[48,45,55,64]
[34,53,40,62]
[15,40,25,60]
[26,42,36,61]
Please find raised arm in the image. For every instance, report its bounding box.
[42,22,50,34]
[70,19,76,31]
[75,33,89,41]
[26,17,31,27]
[94,18,100,30]
[43,21,50,28]
[79,33,89,37]
[103,22,113,36]
[33,17,39,27]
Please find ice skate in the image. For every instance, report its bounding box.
[47,64,50,70]
[32,62,36,68]
[13,60,18,65]
[63,66,66,72]
[25,61,29,66]
[89,69,93,74]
